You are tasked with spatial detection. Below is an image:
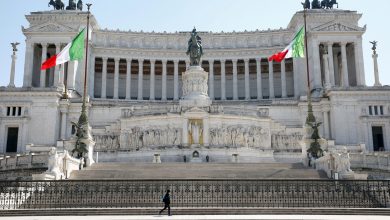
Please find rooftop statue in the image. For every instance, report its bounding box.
[48,0,65,10]
[311,0,322,9]
[66,0,77,10]
[321,0,338,9]
[186,27,203,66]
[301,0,311,9]
[11,42,20,53]
[77,0,83,11]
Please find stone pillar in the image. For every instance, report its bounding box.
[162,59,167,101]
[8,51,17,88]
[268,60,274,99]
[323,50,331,89]
[208,60,215,100]
[203,118,210,147]
[333,51,339,86]
[355,39,366,86]
[256,59,263,100]
[149,59,155,100]
[88,56,95,98]
[174,60,179,100]
[59,63,65,89]
[182,118,189,147]
[340,42,349,87]
[113,58,120,99]
[323,110,330,139]
[185,60,190,70]
[59,101,69,140]
[232,59,238,100]
[40,43,48,88]
[293,58,299,98]
[244,59,250,100]
[54,43,61,87]
[23,42,34,88]
[313,41,322,89]
[126,58,132,100]
[327,42,335,86]
[373,53,381,86]
[221,59,226,100]
[138,59,144,100]
[101,57,108,99]
[281,59,287,98]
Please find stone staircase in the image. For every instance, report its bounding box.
[70,162,328,180]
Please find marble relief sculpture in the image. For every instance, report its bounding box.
[209,126,269,149]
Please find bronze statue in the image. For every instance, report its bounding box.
[48,0,65,10]
[311,0,322,9]
[321,0,338,9]
[11,42,20,54]
[307,120,323,159]
[66,0,77,10]
[301,0,311,9]
[186,27,203,66]
[370,41,377,54]
[77,0,83,10]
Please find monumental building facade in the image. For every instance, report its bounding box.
[0,9,389,163]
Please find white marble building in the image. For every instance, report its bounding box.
[0,9,389,163]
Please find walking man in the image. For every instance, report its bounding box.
[159,190,171,216]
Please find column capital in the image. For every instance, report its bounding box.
[326,42,334,47]
[340,42,348,47]
[149,59,156,64]
[220,59,226,63]
[138,58,145,63]
[173,60,179,65]
[55,43,61,48]
[208,59,214,64]
[114,57,121,62]
[126,58,133,63]
[41,42,48,47]
[161,59,168,64]
[243,58,250,63]
[102,57,108,62]
[231,59,238,63]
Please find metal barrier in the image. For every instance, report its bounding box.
[0,180,389,209]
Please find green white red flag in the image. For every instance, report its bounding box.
[268,27,305,62]
[41,29,85,70]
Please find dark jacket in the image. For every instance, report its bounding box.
[162,193,170,204]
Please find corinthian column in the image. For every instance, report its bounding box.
[138,59,144,100]
[340,42,349,87]
[174,60,179,100]
[101,57,108,99]
[113,58,120,99]
[268,60,274,99]
[126,58,132,100]
[162,59,167,101]
[54,43,61,87]
[149,59,155,100]
[209,60,215,100]
[256,59,262,100]
[281,59,287,98]
[232,59,238,100]
[221,59,226,100]
[40,43,48,88]
[244,59,250,100]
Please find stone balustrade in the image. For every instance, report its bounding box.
[0,153,48,171]
[350,152,390,171]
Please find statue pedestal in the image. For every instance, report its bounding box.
[180,66,211,108]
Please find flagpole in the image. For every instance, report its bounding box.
[303,8,315,124]
[78,3,92,127]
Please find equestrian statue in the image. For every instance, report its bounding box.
[186,27,203,66]
[48,0,65,10]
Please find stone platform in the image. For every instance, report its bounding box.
[70,163,327,180]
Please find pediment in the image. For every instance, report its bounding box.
[312,21,366,32]
[23,22,76,33]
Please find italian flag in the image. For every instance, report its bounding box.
[268,27,305,62]
[41,29,85,70]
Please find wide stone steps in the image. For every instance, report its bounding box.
[1,208,390,216]
[70,163,328,180]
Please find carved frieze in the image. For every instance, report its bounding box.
[271,132,304,151]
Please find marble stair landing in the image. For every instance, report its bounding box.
[70,163,328,180]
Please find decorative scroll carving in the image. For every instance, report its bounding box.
[209,126,269,149]
[121,127,182,151]
[271,132,304,151]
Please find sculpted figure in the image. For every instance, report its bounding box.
[301,0,311,9]
[77,0,83,10]
[49,0,65,10]
[66,0,77,10]
[186,27,203,66]
[311,0,321,9]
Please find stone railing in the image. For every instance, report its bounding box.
[350,152,390,171]
[0,153,48,171]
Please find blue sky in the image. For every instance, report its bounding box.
[0,0,388,87]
